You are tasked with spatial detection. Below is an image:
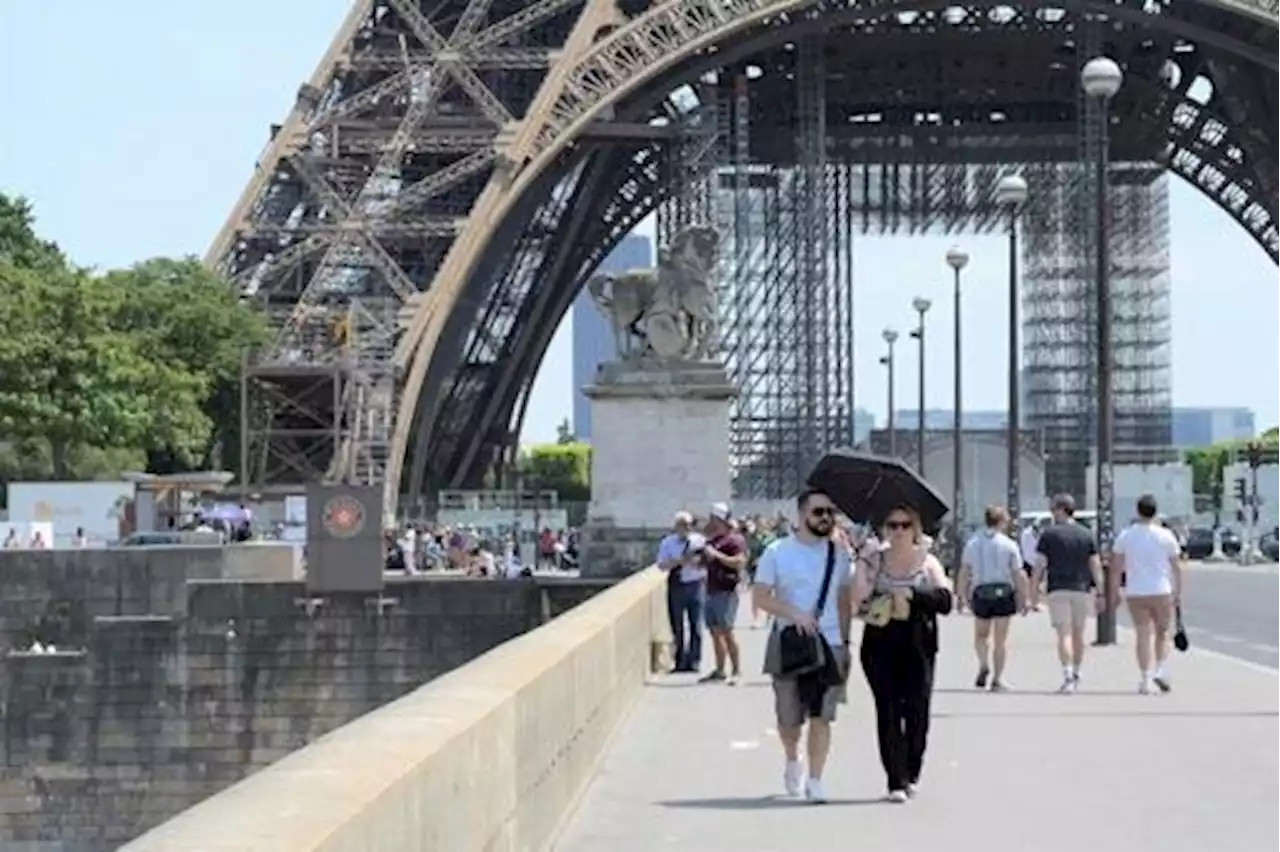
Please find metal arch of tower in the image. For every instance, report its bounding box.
[422,0,1280,504]
[208,0,1278,516]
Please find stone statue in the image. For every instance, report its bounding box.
[587,225,720,362]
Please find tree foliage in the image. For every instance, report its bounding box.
[519,442,592,503]
[1183,430,1280,503]
[0,193,266,483]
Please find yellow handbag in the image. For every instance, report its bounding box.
[863,594,894,628]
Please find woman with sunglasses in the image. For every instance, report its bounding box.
[851,505,954,803]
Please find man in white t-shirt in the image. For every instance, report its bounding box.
[1113,494,1183,694]
[752,488,854,804]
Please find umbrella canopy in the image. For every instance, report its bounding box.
[806,448,951,534]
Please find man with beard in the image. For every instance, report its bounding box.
[753,489,854,803]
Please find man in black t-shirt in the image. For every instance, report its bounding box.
[1031,494,1104,693]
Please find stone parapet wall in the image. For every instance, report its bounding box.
[120,568,669,852]
[0,548,611,849]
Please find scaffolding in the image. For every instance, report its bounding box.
[657,29,1175,500]
[699,37,855,499]
[1023,21,1173,499]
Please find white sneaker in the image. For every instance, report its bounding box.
[887,789,910,803]
[805,777,827,804]
[1057,677,1077,694]
[906,781,920,798]
[1138,677,1153,695]
[784,760,804,797]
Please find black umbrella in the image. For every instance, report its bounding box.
[806,448,951,534]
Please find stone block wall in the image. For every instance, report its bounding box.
[0,550,610,850]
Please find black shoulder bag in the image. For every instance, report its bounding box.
[776,541,837,677]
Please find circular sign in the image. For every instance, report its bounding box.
[322,495,366,539]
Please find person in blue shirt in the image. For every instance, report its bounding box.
[657,511,705,673]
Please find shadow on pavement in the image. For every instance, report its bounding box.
[657,795,886,810]
[649,679,772,689]
[934,687,1148,697]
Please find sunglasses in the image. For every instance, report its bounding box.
[884,520,913,530]
[809,507,835,518]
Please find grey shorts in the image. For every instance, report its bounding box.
[772,675,847,728]
[704,590,739,629]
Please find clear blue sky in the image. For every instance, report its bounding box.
[3,1,1276,445]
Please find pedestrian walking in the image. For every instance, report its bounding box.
[753,488,853,803]
[852,505,953,803]
[955,505,1029,691]
[1030,494,1105,693]
[1113,494,1184,694]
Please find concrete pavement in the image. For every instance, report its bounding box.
[554,600,1279,852]
[1121,560,1278,669]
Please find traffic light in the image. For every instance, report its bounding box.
[1233,478,1248,503]
[1245,441,1264,469]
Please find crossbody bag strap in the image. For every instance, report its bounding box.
[813,540,837,617]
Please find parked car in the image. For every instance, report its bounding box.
[1260,529,1279,562]
[1184,527,1214,559]
[1183,527,1242,559]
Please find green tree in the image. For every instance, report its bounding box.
[99,257,267,472]
[0,261,209,478]
[0,194,64,272]
[519,442,592,502]
[1184,443,1230,503]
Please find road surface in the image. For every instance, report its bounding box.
[556,608,1279,852]
[1135,560,1278,669]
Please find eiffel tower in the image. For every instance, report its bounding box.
[216,0,1278,519]
[220,0,568,514]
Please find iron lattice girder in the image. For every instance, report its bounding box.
[413,143,667,490]
[407,0,1280,493]
[210,0,1279,511]
[532,0,1277,158]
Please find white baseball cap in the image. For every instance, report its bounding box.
[709,502,731,522]
[673,511,694,525]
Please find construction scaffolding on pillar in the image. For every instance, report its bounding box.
[1023,20,1174,500]
[240,294,403,497]
[712,37,855,499]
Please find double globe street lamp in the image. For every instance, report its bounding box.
[1081,55,1124,646]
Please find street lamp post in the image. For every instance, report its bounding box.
[994,174,1029,533]
[945,247,969,572]
[909,297,932,477]
[1082,55,1123,646]
[880,328,899,456]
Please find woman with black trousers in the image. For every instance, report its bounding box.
[852,504,953,803]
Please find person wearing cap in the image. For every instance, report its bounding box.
[657,511,705,673]
[701,503,748,684]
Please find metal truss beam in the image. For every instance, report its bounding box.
[211,0,1277,517]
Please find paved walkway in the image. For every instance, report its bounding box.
[555,600,1279,852]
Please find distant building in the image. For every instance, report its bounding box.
[850,408,876,445]
[571,235,654,441]
[1170,407,1256,448]
[895,409,1012,431]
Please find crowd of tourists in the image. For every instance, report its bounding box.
[658,489,1185,804]
[382,523,580,578]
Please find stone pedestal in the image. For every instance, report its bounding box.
[580,360,737,578]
